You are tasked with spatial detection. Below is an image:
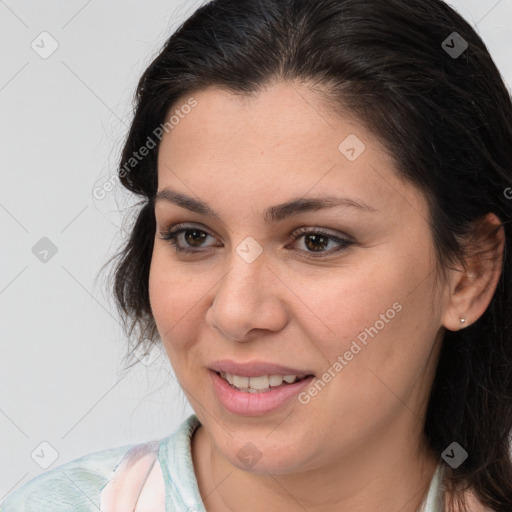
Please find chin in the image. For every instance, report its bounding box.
[217,433,314,475]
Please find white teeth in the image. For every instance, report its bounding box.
[220,371,303,392]
[268,374,284,386]
[232,374,249,388]
[248,375,269,389]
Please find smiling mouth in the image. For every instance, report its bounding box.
[214,370,314,393]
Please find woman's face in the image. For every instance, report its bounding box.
[149,81,447,474]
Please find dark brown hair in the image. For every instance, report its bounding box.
[102,0,512,509]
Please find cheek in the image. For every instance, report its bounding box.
[148,235,437,368]
[304,256,436,381]
[148,248,200,348]
[289,262,403,355]
[148,245,222,368]
[301,270,437,435]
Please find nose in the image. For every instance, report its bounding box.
[205,247,288,342]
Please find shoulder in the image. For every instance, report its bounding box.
[0,442,148,512]
[0,415,203,512]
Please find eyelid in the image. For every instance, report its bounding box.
[157,221,352,240]
[157,222,354,257]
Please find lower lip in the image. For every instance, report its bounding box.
[209,370,315,416]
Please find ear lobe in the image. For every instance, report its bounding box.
[442,212,505,332]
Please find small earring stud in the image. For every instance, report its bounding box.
[460,317,466,328]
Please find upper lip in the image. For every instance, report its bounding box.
[209,359,314,378]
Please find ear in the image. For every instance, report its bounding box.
[442,212,506,332]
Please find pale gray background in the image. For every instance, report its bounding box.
[1,0,511,501]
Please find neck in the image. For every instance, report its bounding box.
[191,414,439,512]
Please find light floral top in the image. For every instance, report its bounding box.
[0,414,445,511]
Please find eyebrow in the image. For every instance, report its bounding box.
[154,188,379,224]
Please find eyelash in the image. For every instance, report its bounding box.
[157,223,353,258]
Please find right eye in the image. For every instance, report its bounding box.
[157,224,220,254]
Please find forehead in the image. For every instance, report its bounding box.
[155,82,427,223]
[160,82,372,157]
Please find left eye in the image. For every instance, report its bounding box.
[157,225,353,257]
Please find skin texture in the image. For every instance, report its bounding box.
[148,82,504,512]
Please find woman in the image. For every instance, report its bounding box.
[2,0,511,511]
